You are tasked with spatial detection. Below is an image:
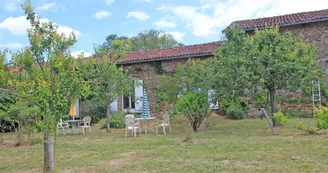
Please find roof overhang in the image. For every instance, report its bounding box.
[117,53,214,65]
[242,17,328,31]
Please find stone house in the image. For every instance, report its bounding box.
[226,8,328,80]
[109,42,221,115]
[109,8,328,116]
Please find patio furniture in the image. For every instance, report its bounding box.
[56,119,69,136]
[136,117,157,134]
[156,113,171,134]
[125,116,141,137]
[64,119,83,134]
[78,116,92,135]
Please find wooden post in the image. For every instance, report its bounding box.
[261,108,275,135]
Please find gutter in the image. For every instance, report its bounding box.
[117,53,214,65]
[243,17,328,31]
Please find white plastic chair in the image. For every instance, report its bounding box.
[125,115,141,137]
[156,113,171,134]
[78,116,92,135]
[56,119,69,136]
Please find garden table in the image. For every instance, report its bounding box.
[135,117,156,134]
[64,120,83,134]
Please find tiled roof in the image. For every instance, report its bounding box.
[118,41,221,64]
[225,8,328,31]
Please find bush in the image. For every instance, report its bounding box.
[226,103,245,120]
[315,106,328,129]
[83,100,106,123]
[100,112,126,129]
[289,97,301,104]
[274,111,316,134]
[273,111,288,126]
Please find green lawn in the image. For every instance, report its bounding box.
[1,115,328,173]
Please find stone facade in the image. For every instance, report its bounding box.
[118,57,211,116]
[115,20,328,116]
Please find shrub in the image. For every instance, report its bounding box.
[226,103,245,120]
[83,100,106,123]
[220,99,231,112]
[274,111,316,134]
[176,91,210,132]
[100,112,126,129]
[273,111,288,126]
[289,97,301,104]
[315,106,328,130]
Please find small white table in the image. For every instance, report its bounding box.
[64,120,83,134]
[135,117,156,134]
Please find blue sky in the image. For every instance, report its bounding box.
[1,0,327,57]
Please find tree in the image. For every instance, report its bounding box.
[214,27,319,126]
[88,39,132,132]
[176,91,210,132]
[160,59,216,127]
[0,2,89,172]
[130,30,184,51]
[98,30,184,53]
[82,57,132,132]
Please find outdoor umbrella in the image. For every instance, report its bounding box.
[141,89,151,118]
[69,104,77,120]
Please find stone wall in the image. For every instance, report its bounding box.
[119,58,189,116]
[281,21,328,82]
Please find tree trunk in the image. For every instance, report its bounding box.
[106,103,111,132]
[269,90,279,126]
[192,123,198,132]
[44,131,54,172]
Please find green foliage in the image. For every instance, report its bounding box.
[273,111,288,126]
[226,103,245,120]
[281,109,312,118]
[176,91,210,132]
[0,100,41,145]
[130,30,184,51]
[98,30,184,54]
[289,97,301,104]
[252,90,267,108]
[1,2,91,170]
[314,106,328,129]
[82,55,132,132]
[100,112,126,129]
[274,111,316,134]
[160,59,216,104]
[220,99,231,112]
[214,26,319,123]
[83,100,106,123]
[154,87,165,112]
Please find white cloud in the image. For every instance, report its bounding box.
[154,20,176,28]
[105,0,115,5]
[0,43,24,49]
[71,50,92,58]
[166,31,185,42]
[4,0,21,12]
[0,16,30,36]
[158,0,328,37]
[93,10,111,19]
[127,11,151,21]
[37,2,56,11]
[0,16,81,37]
